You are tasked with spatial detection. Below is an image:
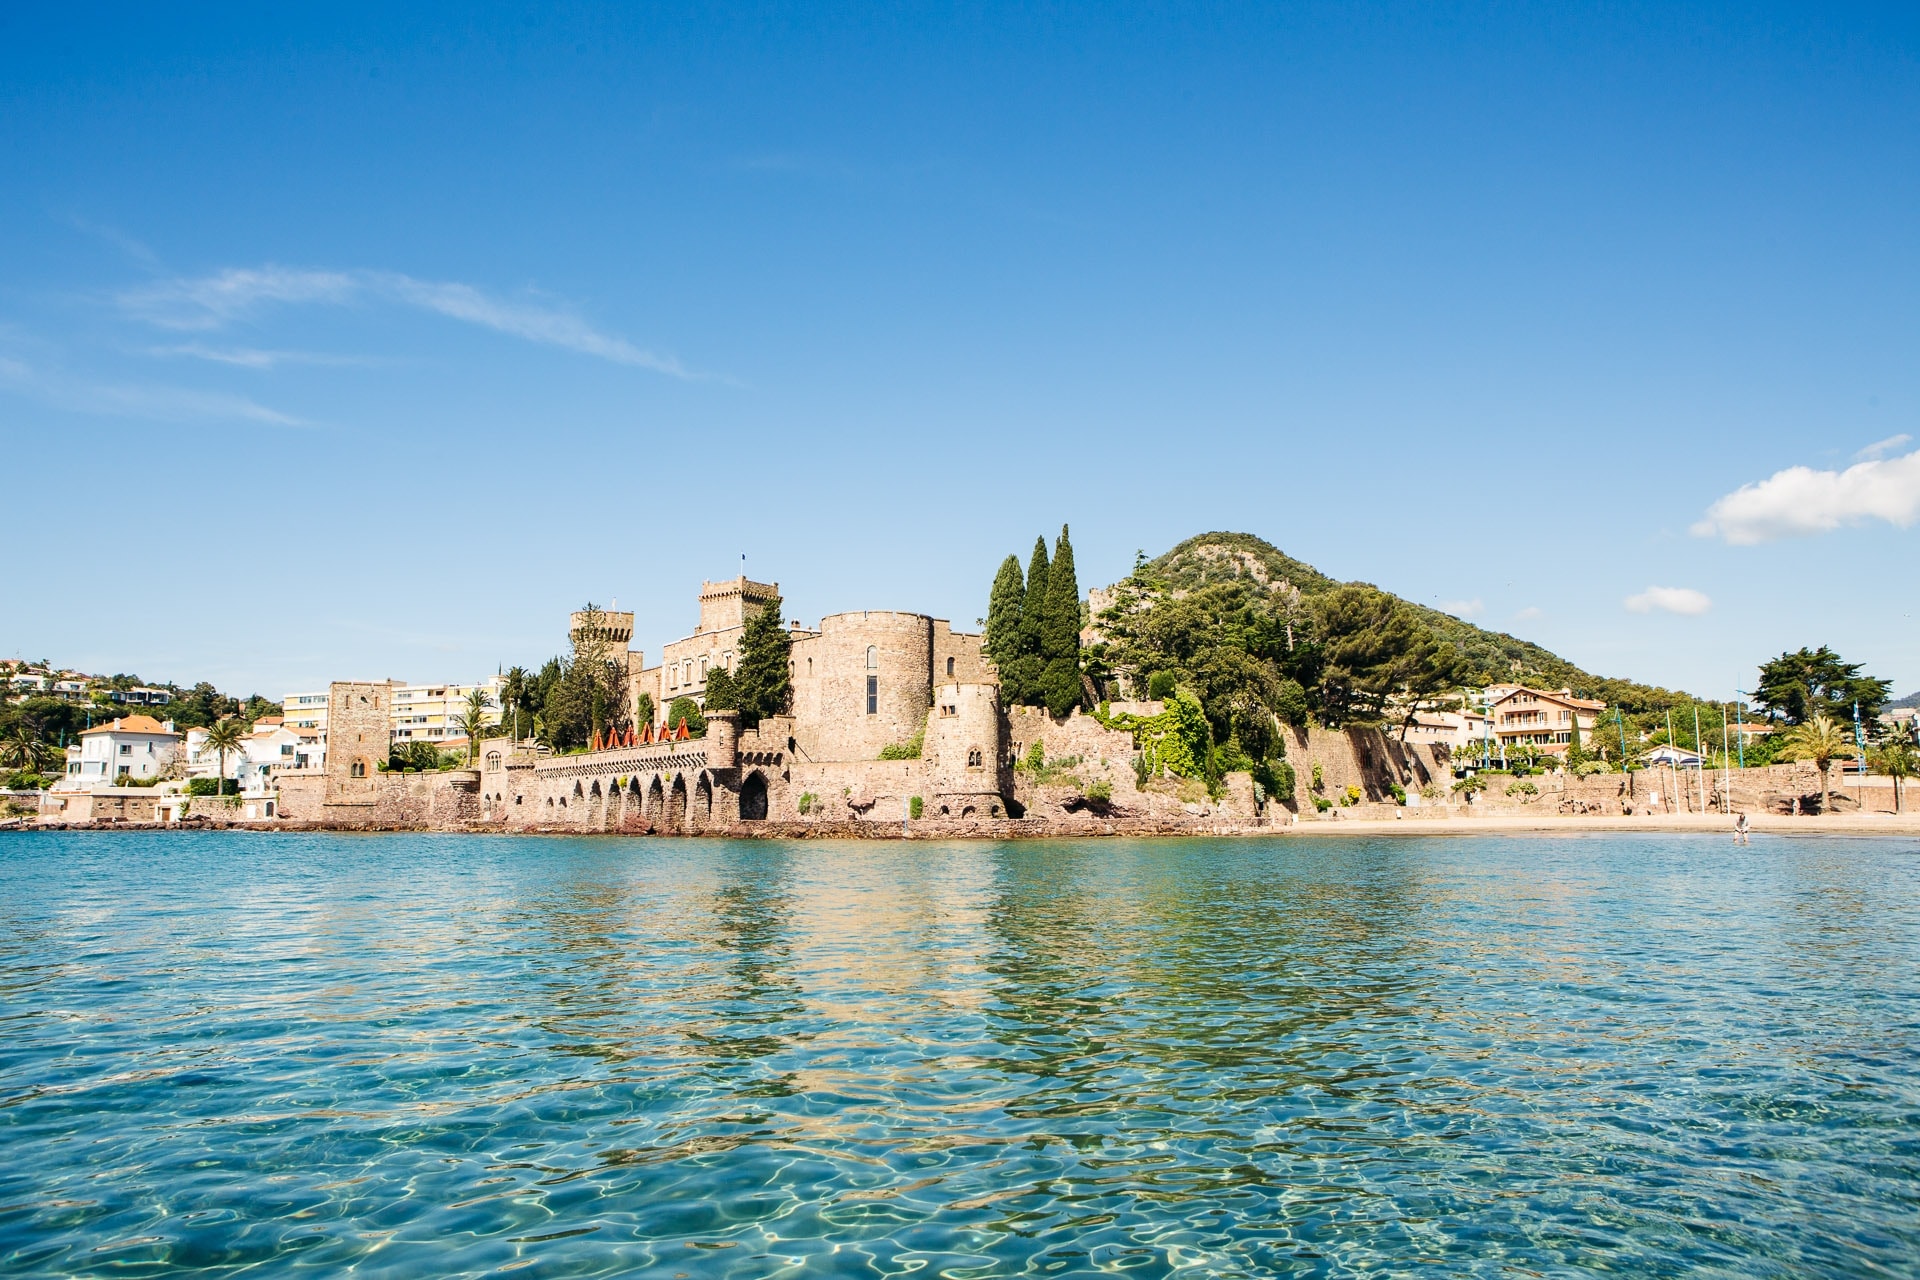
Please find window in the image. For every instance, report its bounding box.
[946,657,955,677]
[866,676,878,715]
[967,748,983,767]
[699,657,708,679]
[866,646,878,670]
[281,745,294,756]
[119,744,132,755]
[349,759,367,778]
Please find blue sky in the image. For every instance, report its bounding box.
[3,2,1916,701]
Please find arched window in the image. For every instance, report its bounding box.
[967,748,983,767]
[866,646,878,670]
[349,759,367,778]
[485,751,501,771]
[946,656,955,677]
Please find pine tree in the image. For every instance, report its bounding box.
[1040,524,1083,716]
[733,595,792,728]
[984,555,1024,667]
[1008,537,1050,705]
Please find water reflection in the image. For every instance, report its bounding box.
[0,831,1915,1278]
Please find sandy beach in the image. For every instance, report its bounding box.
[1281,811,1920,838]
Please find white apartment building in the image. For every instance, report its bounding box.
[390,677,505,743]
[282,690,330,731]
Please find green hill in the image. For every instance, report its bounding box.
[1137,531,1697,717]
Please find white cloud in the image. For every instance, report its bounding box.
[1856,433,1912,461]
[1513,606,1543,621]
[148,343,382,369]
[1691,449,1920,544]
[118,266,695,377]
[0,355,304,426]
[1439,598,1484,618]
[1624,585,1712,616]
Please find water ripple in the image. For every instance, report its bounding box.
[1,831,1917,1277]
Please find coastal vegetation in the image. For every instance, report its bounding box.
[984,526,1085,716]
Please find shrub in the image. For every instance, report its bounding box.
[187,777,240,796]
[1132,753,1149,787]
[1147,671,1177,700]
[1420,782,1444,801]
[4,770,52,791]
[908,795,923,819]
[1025,740,1046,771]
[1452,775,1487,795]
[1086,779,1112,805]
[1388,781,1407,806]
[1313,795,1333,812]
[1340,784,1362,807]
[1311,761,1324,791]
[667,697,705,737]
[1505,780,1539,797]
[797,792,816,815]
[879,726,925,760]
[1252,759,1295,802]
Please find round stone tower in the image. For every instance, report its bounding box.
[810,611,933,762]
[927,681,1008,818]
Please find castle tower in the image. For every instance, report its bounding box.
[697,577,780,635]
[804,611,935,762]
[927,681,1009,817]
[325,681,395,805]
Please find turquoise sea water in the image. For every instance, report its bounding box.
[1,832,1917,1278]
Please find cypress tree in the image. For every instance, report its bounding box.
[733,595,792,728]
[1009,537,1050,705]
[984,555,1024,667]
[702,663,740,713]
[1040,524,1083,716]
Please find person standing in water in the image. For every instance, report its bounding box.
[1734,811,1751,845]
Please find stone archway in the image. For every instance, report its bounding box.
[739,770,769,822]
[646,775,665,826]
[588,779,604,829]
[626,776,644,831]
[667,774,688,833]
[692,773,713,833]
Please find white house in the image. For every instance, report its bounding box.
[57,715,183,790]
[186,717,312,785]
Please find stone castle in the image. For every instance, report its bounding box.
[281,577,1026,831]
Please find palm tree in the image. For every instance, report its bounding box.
[454,688,493,765]
[0,724,56,776]
[501,667,528,741]
[1777,714,1852,813]
[1871,741,1915,814]
[200,717,247,796]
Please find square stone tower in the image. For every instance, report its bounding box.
[698,577,780,635]
[325,681,396,805]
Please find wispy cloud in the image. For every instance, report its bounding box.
[118,266,696,377]
[148,343,383,369]
[1624,585,1712,616]
[1856,433,1913,461]
[1439,598,1484,618]
[1513,606,1543,622]
[66,215,163,271]
[1691,449,1920,543]
[0,355,306,426]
